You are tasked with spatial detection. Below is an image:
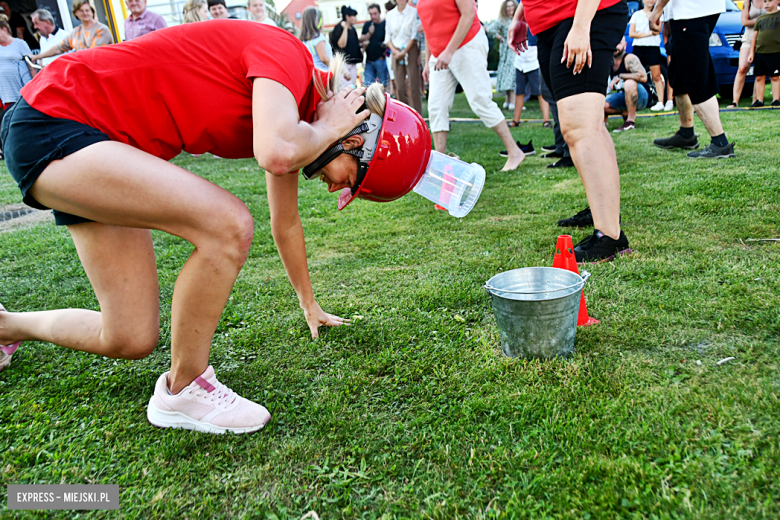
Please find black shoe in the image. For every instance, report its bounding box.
[499,140,535,157]
[772,100,780,107]
[653,132,699,150]
[557,207,593,228]
[686,142,736,159]
[574,229,631,263]
[542,150,564,159]
[541,144,556,152]
[547,156,574,168]
[750,100,764,108]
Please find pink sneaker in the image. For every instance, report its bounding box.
[0,342,20,372]
[146,366,270,434]
[0,303,20,372]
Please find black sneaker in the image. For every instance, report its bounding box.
[653,132,699,150]
[749,100,764,108]
[686,142,735,159]
[547,156,574,168]
[574,229,631,263]
[541,144,556,153]
[772,100,780,107]
[499,140,535,157]
[542,150,564,159]
[557,207,593,228]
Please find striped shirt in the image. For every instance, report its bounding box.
[0,38,32,104]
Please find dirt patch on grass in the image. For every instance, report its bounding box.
[0,203,53,233]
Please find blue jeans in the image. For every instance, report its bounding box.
[364,58,389,87]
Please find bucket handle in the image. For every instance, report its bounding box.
[484,270,590,295]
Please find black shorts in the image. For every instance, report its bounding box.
[632,45,662,67]
[753,52,780,77]
[668,14,720,105]
[0,98,109,226]
[537,0,628,102]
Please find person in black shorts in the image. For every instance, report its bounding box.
[650,0,735,158]
[508,0,631,263]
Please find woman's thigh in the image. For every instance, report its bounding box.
[29,141,253,246]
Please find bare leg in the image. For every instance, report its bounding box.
[754,76,766,103]
[433,131,448,154]
[676,93,695,127]
[492,122,525,171]
[512,93,526,122]
[623,80,639,121]
[732,45,751,105]
[3,141,255,393]
[666,57,674,103]
[771,76,780,101]
[650,65,664,104]
[558,93,621,239]
[693,96,724,137]
[0,224,159,359]
[538,95,550,123]
[507,91,515,106]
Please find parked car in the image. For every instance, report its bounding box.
[624,0,751,97]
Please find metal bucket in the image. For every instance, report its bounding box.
[485,267,590,359]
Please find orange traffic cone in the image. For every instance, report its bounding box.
[552,235,599,326]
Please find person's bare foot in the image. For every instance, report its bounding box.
[501,150,525,171]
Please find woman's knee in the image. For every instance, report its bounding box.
[104,327,160,360]
[208,203,255,266]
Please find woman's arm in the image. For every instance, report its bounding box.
[252,79,368,175]
[748,29,757,62]
[265,171,347,338]
[337,22,348,48]
[315,40,330,65]
[562,0,601,74]
[628,22,652,39]
[742,0,757,28]
[434,0,475,70]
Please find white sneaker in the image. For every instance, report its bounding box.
[502,102,509,109]
[664,100,674,111]
[147,366,270,434]
[650,101,665,111]
[507,104,515,110]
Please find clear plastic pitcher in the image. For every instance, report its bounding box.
[412,151,486,218]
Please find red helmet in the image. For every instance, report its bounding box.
[338,94,432,210]
[301,94,432,211]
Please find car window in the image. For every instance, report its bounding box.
[725,0,740,11]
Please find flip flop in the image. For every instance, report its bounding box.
[507,120,521,128]
[726,103,737,108]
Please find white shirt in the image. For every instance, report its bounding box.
[630,11,661,46]
[384,5,420,50]
[258,17,276,26]
[664,0,725,21]
[514,46,539,73]
[39,27,68,66]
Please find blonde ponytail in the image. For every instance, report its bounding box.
[312,56,388,118]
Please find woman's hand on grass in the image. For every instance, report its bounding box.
[562,24,592,75]
[302,301,351,339]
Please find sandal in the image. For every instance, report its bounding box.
[543,121,553,129]
[726,103,737,109]
[507,120,521,128]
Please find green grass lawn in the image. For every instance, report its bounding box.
[1,98,779,519]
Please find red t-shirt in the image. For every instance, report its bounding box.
[21,21,327,160]
[417,0,482,58]
[523,0,624,35]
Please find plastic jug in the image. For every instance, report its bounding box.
[412,151,486,218]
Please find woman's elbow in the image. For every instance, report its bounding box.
[255,143,297,175]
